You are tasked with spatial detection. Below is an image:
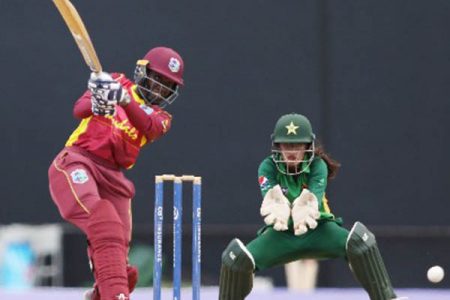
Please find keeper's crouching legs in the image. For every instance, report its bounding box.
[346,222,397,300]
[219,238,255,300]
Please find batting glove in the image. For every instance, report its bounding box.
[91,97,116,116]
[88,72,130,107]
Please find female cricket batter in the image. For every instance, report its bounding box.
[218,113,405,300]
[48,47,184,300]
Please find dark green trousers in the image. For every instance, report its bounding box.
[247,220,349,271]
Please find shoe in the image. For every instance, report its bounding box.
[83,289,93,300]
[392,297,408,300]
[83,288,100,300]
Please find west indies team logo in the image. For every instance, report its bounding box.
[258,176,270,190]
[70,169,89,184]
[168,57,181,73]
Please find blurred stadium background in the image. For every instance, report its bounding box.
[0,0,449,298]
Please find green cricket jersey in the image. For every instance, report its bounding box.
[258,156,335,220]
[246,155,348,270]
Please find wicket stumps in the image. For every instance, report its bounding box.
[154,174,202,300]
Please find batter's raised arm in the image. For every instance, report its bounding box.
[73,91,92,119]
[122,101,172,142]
[73,71,127,119]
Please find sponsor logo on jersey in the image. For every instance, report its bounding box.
[168,57,181,73]
[104,115,138,140]
[70,169,89,184]
[258,176,270,190]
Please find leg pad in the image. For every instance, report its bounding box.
[87,200,128,300]
[346,222,397,300]
[219,238,255,300]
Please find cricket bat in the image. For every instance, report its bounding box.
[53,0,102,73]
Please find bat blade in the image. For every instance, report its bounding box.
[53,0,102,73]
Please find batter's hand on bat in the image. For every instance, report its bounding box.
[260,185,291,231]
[88,72,130,107]
[91,98,115,116]
[89,72,116,116]
[291,188,320,236]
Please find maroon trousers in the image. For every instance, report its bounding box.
[48,147,134,238]
[48,147,135,299]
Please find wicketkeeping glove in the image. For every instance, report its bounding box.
[260,185,291,231]
[291,188,320,236]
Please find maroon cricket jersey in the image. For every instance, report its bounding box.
[66,73,172,169]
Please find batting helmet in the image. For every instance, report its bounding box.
[271,113,315,144]
[134,47,184,106]
[271,113,316,175]
[142,47,184,86]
